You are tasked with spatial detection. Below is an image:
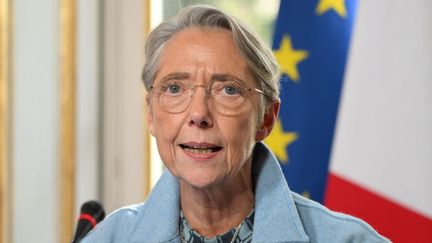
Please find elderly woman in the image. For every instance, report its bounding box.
[82,5,388,243]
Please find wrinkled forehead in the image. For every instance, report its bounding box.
[154,27,255,86]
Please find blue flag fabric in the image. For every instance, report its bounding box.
[267,0,358,203]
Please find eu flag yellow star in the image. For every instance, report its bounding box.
[264,118,298,164]
[302,191,311,199]
[316,0,347,18]
[273,35,309,83]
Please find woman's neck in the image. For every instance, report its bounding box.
[179,162,255,238]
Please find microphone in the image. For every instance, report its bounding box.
[71,200,105,243]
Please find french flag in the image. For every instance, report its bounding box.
[266,0,432,242]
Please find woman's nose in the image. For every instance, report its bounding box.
[188,88,213,128]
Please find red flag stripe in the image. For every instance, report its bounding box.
[325,173,432,243]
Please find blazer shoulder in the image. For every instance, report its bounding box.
[81,203,144,243]
[292,193,390,243]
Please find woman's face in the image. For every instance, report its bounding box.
[147,27,276,189]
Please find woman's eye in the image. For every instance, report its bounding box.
[223,86,240,95]
[163,84,182,94]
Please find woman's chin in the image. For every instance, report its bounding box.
[179,172,224,190]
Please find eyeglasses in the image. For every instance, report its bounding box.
[150,78,265,115]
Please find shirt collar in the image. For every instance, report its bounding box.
[179,208,255,242]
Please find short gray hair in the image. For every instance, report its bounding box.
[142,5,280,105]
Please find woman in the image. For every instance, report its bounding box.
[82,5,388,243]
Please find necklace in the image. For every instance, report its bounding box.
[229,222,243,243]
[180,221,243,243]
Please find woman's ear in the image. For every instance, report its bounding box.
[146,94,156,136]
[255,101,280,141]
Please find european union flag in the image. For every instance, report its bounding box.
[265,0,358,203]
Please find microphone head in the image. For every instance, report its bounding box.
[80,200,105,223]
[72,200,106,243]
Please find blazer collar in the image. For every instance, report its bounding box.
[129,172,181,242]
[252,142,309,242]
[129,142,309,242]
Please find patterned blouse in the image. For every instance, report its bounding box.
[179,208,255,243]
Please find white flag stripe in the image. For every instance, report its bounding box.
[330,0,432,217]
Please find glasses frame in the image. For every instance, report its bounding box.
[149,79,266,115]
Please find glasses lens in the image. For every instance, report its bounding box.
[157,80,191,113]
[211,80,247,115]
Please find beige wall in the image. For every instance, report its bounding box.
[6,0,153,242]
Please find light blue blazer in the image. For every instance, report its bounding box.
[82,142,390,243]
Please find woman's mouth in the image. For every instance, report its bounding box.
[179,143,223,157]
